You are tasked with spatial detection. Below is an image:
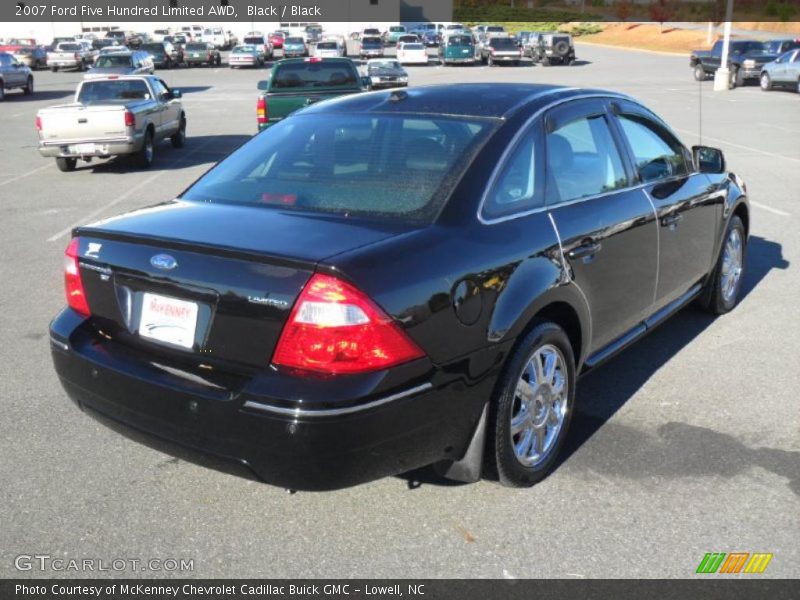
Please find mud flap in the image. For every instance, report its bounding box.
[440,403,488,483]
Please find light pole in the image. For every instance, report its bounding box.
[713,0,734,91]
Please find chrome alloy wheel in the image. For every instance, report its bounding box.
[510,344,568,467]
[721,228,743,303]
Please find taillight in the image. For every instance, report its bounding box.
[35,115,42,131]
[272,273,425,375]
[64,238,90,317]
[256,96,267,125]
[74,52,80,59]
[124,110,135,127]
[491,48,496,55]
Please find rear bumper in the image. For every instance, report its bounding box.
[38,135,142,158]
[50,309,491,490]
[49,59,81,68]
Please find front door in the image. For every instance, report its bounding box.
[544,99,659,353]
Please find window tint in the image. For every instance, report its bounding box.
[617,114,688,183]
[483,131,542,219]
[545,114,627,204]
[181,114,494,223]
[0,54,13,67]
[272,61,357,88]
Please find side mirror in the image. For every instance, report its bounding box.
[257,80,269,91]
[693,145,726,174]
[171,89,182,99]
[361,76,372,88]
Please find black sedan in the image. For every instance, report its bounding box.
[365,59,408,89]
[50,84,748,491]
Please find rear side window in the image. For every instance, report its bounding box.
[483,125,544,220]
[616,114,688,182]
[95,55,132,68]
[272,62,357,88]
[545,114,627,204]
[181,114,495,223]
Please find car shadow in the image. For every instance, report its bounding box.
[3,90,73,102]
[398,235,787,489]
[72,133,252,174]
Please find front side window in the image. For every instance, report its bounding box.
[181,114,495,223]
[545,114,627,204]
[617,114,688,183]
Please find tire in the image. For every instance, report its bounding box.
[760,72,772,91]
[487,321,576,488]
[699,216,746,315]
[171,117,186,149]
[51,67,58,72]
[55,157,76,172]
[488,54,494,67]
[135,129,154,168]
[0,83,4,102]
[541,56,550,67]
[693,64,706,81]
[23,77,33,95]
[734,66,745,88]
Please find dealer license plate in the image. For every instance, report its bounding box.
[139,292,198,349]
[70,143,96,154]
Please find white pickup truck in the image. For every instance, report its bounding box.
[36,76,186,172]
[47,41,97,72]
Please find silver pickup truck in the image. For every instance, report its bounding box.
[47,41,97,72]
[36,76,186,172]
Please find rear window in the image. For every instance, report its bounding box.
[77,80,151,104]
[317,42,337,50]
[490,38,516,49]
[487,26,505,33]
[186,43,207,51]
[233,45,256,53]
[271,61,357,89]
[94,55,133,68]
[286,37,305,44]
[448,36,473,46]
[390,27,405,32]
[142,44,163,52]
[57,43,81,51]
[244,37,264,45]
[402,44,424,50]
[181,114,495,223]
[362,38,382,48]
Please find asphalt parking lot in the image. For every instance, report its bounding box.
[1,42,798,579]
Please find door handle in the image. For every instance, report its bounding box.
[567,242,602,260]
[661,213,683,228]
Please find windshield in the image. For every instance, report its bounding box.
[369,60,401,71]
[78,79,150,104]
[271,61,356,88]
[390,27,406,33]
[181,114,494,223]
[94,55,133,68]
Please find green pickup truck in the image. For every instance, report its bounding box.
[256,57,368,131]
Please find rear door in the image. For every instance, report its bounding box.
[610,100,721,307]
[544,99,658,353]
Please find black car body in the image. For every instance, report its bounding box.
[366,59,408,89]
[50,84,749,491]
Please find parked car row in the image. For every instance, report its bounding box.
[690,37,800,91]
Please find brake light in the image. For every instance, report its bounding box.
[124,110,135,127]
[35,115,42,131]
[305,56,322,62]
[74,52,80,60]
[272,273,425,375]
[491,48,496,55]
[256,96,267,125]
[64,238,90,317]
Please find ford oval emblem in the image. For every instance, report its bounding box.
[150,254,177,270]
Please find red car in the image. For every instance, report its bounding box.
[269,32,285,49]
